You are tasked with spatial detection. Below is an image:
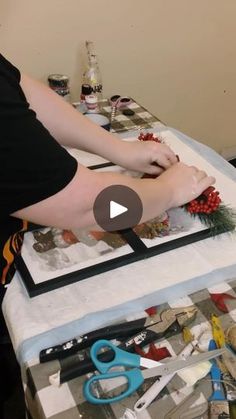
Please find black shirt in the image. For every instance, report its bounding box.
[0,54,77,288]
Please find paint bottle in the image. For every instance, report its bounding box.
[80,83,93,103]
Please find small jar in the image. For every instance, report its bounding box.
[85,94,99,113]
[80,84,93,103]
[48,74,71,102]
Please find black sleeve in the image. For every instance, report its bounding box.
[0,57,78,217]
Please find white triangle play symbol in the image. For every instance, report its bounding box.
[110,200,128,219]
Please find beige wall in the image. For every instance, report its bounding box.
[1,0,236,154]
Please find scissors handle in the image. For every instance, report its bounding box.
[83,368,144,404]
[90,339,140,373]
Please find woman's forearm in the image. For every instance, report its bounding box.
[12,161,215,231]
[12,165,172,230]
[20,74,128,163]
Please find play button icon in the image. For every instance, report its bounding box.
[110,201,128,219]
[93,185,143,232]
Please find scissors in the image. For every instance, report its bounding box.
[83,339,227,404]
[49,306,198,386]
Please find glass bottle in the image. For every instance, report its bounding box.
[82,41,103,103]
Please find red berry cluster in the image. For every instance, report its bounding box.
[186,186,221,214]
[138,132,162,143]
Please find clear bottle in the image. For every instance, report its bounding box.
[82,41,103,103]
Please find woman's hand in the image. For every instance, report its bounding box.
[158,162,216,208]
[119,140,178,175]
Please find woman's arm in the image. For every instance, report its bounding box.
[18,73,215,232]
[20,74,178,175]
[12,161,215,231]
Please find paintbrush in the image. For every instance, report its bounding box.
[208,339,230,418]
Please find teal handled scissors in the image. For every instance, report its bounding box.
[83,339,227,404]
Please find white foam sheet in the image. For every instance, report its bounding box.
[2,129,236,364]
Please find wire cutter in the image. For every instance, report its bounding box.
[41,305,197,363]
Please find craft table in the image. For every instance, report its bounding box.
[23,281,236,419]
[2,100,236,419]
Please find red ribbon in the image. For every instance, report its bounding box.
[210,292,236,313]
[134,342,171,361]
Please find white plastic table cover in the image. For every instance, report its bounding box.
[2,127,236,364]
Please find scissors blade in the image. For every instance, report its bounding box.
[142,347,227,379]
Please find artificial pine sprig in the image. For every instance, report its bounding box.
[185,200,236,235]
[138,132,236,235]
[183,185,236,235]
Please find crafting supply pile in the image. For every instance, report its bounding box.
[30,285,236,419]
